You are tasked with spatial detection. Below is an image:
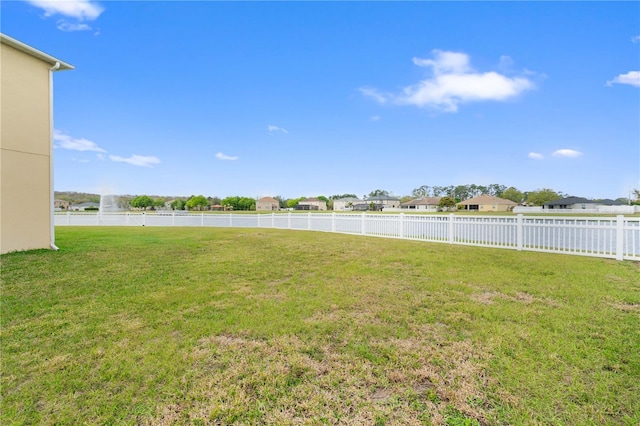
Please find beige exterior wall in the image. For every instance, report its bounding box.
[299,200,327,210]
[478,204,514,212]
[256,198,279,211]
[1,42,53,254]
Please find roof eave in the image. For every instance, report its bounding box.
[1,33,74,70]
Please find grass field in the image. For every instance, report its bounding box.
[2,227,639,425]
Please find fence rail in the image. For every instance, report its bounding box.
[55,212,640,261]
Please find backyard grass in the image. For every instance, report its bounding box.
[1,227,639,425]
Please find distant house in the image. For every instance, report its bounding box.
[400,197,442,211]
[1,34,73,254]
[54,199,70,210]
[333,197,361,211]
[297,197,327,211]
[458,194,517,212]
[364,195,401,210]
[70,202,100,211]
[353,202,384,211]
[544,197,602,210]
[256,197,280,211]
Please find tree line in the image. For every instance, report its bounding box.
[56,185,639,212]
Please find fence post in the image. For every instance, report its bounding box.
[272,212,275,228]
[332,212,336,233]
[517,214,523,251]
[142,212,146,227]
[201,212,204,226]
[308,212,311,230]
[361,212,366,235]
[172,211,175,226]
[229,213,233,227]
[448,214,455,244]
[399,213,404,239]
[616,215,624,261]
[288,212,291,229]
[67,211,71,225]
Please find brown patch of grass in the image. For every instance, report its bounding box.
[145,331,491,425]
[608,302,640,312]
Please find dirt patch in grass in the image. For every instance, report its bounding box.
[145,331,492,425]
[471,290,561,307]
[608,302,640,312]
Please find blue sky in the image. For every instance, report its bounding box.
[3,1,639,199]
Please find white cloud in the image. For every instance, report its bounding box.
[56,20,92,32]
[26,0,104,21]
[528,152,544,160]
[371,115,381,121]
[267,125,288,134]
[216,152,238,161]
[361,50,535,112]
[632,35,640,43]
[109,154,161,167]
[359,87,388,104]
[413,51,471,74]
[96,153,106,161]
[606,71,640,88]
[552,149,583,158]
[54,129,106,152]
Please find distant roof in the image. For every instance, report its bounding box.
[401,197,442,206]
[301,197,326,203]
[544,196,591,206]
[458,194,517,206]
[1,33,74,70]
[597,199,626,206]
[257,197,279,203]
[335,197,361,202]
[365,195,400,201]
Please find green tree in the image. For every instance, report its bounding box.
[274,195,287,209]
[153,198,166,209]
[526,188,562,206]
[286,197,305,209]
[131,195,154,210]
[412,185,431,198]
[453,185,471,201]
[330,193,357,200]
[368,189,390,198]
[221,196,256,211]
[170,199,186,210]
[438,196,457,211]
[488,184,507,197]
[502,187,525,204]
[186,195,209,211]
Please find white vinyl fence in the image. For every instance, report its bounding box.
[55,212,640,261]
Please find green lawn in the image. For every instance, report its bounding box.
[2,227,639,425]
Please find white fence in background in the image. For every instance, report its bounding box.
[513,205,640,214]
[54,212,640,261]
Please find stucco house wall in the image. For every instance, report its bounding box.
[333,197,361,211]
[0,34,73,254]
[256,197,279,211]
[458,194,517,212]
[298,198,327,211]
